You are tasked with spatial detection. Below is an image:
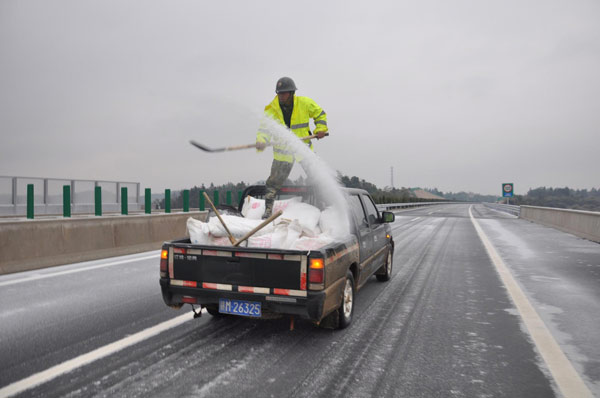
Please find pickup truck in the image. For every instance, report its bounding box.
[159,185,395,329]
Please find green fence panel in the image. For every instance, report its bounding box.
[95,186,102,216]
[27,184,34,219]
[63,185,71,218]
[145,188,151,214]
[226,191,232,206]
[121,187,128,215]
[238,191,243,204]
[199,190,205,211]
[213,190,219,206]
[165,189,171,213]
[183,190,190,212]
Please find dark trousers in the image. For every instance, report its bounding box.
[265,159,313,210]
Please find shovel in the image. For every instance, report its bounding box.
[190,133,328,153]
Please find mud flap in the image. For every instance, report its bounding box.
[318,309,340,329]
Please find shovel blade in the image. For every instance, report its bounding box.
[189,140,225,153]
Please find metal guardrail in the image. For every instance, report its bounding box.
[377,201,522,217]
[483,203,521,216]
[0,176,249,220]
[0,176,141,216]
[376,202,448,211]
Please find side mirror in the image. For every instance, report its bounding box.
[382,211,395,223]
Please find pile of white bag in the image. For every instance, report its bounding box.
[187,195,348,250]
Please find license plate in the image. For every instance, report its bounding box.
[219,298,261,317]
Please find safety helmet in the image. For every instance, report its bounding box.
[275,77,297,93]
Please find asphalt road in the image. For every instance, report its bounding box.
[0,204,598,397]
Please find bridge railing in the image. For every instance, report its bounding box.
[376,202,447,211]
[483,203,521,216]
[520,205,600,243]
[0,176,141,216]
[0,175,251,219]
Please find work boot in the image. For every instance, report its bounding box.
[262,199,274,219]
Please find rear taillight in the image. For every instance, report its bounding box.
[309,258,324,284]
[182,296,197,304]
[160,249,168,277]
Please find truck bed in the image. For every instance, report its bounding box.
[168,238,308,296]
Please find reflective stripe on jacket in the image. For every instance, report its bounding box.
[257,95,328,163]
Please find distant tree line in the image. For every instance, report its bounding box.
[159,174,449,209]
[423,188,498,203]
[423,186,600,211]
[159,177,599,211]
[513,187,600,211]
[338,175,442,203]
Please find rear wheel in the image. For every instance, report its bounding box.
[206,305,226,317]
[338,271,355,329]
[376,247,393,282]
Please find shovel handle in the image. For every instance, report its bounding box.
[233,210,283,247]
[300,132,329,141]
[191,133,329,154]
[203,192,237,245]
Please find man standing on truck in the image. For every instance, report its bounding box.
[256,76,329,219]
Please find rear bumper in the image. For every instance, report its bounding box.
[160,278,326,321]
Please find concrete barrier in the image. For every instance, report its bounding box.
[0,211,208,275]
[520,206,600,243]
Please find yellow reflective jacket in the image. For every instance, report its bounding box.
[257,95,328,163]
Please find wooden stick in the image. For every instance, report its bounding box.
[190,133,329,153]
[203,192,237,245]
[233,210,282,247]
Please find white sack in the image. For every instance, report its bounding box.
[247,235,272,248]
[241,195,302,219]
[274,196,303,213]
[282,220,303,249]
[308,225,323,237]
[187,217,211,245]
[277,202,322,236]
[291,235,335,250]
[207,214,274,238]
[319,207,351,238]
[207,236,233,246]
[270,223,289,249]
[241,195,265,219]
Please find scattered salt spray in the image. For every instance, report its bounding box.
[259,115,351,237]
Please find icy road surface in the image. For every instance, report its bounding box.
[0,204,598,397]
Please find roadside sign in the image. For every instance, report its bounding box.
[502,183,514,197]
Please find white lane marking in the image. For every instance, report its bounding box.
[0,310,198,398]
[410,217,421,222]
[469,206,592,398]
[0,253,160,287]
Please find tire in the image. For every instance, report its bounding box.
[376,247,393,282]
[206,305,226,317]
[338,271,355,329]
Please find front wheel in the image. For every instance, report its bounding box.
[338,271,355,329]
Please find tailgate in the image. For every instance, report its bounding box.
[170,247,308,297]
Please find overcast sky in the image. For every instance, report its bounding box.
[1,0,598,196]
